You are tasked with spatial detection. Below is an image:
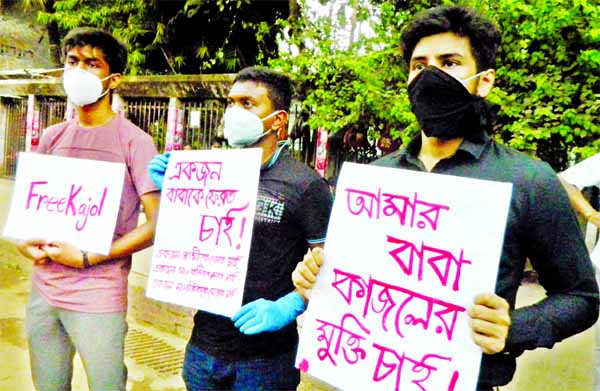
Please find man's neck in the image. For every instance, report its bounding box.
[252,133,279,166]
[76,98,116,128]
[418,132,463,172]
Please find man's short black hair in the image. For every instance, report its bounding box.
[234,67,292,112]
[62,27,128,74]
[401,5,501,71]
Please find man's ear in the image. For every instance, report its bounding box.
[272,111,289,140]
[476,69,495,98]
[108,73,123,90]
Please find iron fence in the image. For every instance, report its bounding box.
[181,99,225,150]
[38,97,66,131]
[0,94,359,180]
[124,97,170,152]
[1,97,26,177]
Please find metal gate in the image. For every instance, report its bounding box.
[0,95,314,177]
[181,99,225,150]
[124,97,170,152]
[38,97,66,131]
[1,97,26,177]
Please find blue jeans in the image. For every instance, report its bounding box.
[182,343,300,391]
[26,286,128,391]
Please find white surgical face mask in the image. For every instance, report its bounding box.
[223,105,282,147]
[62,67,113,107]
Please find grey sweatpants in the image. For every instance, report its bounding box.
[26,286,128,391]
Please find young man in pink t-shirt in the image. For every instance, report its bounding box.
[17,28,160,391]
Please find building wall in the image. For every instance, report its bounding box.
[0,14,53,71]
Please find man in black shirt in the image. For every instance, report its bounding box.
[293,6,598,390]
[149,67,333,391]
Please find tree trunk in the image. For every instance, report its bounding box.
[44,0,62,66]
[288,0,305,52]
[348,3,358,49]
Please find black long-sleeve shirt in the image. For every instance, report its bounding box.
[372,132,599,387]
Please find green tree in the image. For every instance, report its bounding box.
[274,0,600,169]
[36,0,291,74]
[273,0,428,151]
[485,0,600,169]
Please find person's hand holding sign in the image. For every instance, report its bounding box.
[292,247,325,301]
[469,293,511,354]
[17,239,49,265]
[40,241,90,269]
[148,152,170,190]
[231,291,306,335]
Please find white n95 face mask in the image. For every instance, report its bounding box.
[223,105,282,147]
[62,68,113,107]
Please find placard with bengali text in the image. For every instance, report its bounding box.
[146,148,262,317]
[296,162,513,391]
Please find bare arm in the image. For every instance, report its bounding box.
[87,191,160,265]
[559,176,600,228]
[44,191,161,268]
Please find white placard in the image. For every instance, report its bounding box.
[3,152,125,255]
[296,162,513,391]
[146,148,262,317]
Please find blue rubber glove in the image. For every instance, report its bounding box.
[231,291,306,335]
[148,152,170,190]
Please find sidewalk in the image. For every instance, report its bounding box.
[0,242,187,391]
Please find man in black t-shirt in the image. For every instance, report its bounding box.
[149,67,333,391]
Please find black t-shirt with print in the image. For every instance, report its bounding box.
[189,150,333,360]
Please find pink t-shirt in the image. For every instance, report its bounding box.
[32,115,158,313]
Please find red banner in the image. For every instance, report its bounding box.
[315,128,329,177]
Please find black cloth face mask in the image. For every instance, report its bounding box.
[408,66,489,140]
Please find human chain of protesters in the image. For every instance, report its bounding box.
[10,10,599,389]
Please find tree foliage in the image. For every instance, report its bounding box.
[36,0,289,75]
[273,0,417,154]
[274,0,600,169]
[30,0,600,168]
[486,0,600,169]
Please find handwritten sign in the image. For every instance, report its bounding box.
[296,163,512,391]
[3,152,125,254]
[146,148,262,317]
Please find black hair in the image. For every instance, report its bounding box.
[62,27,128,74]
[401,5,501,71]
[234,67,292,111]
